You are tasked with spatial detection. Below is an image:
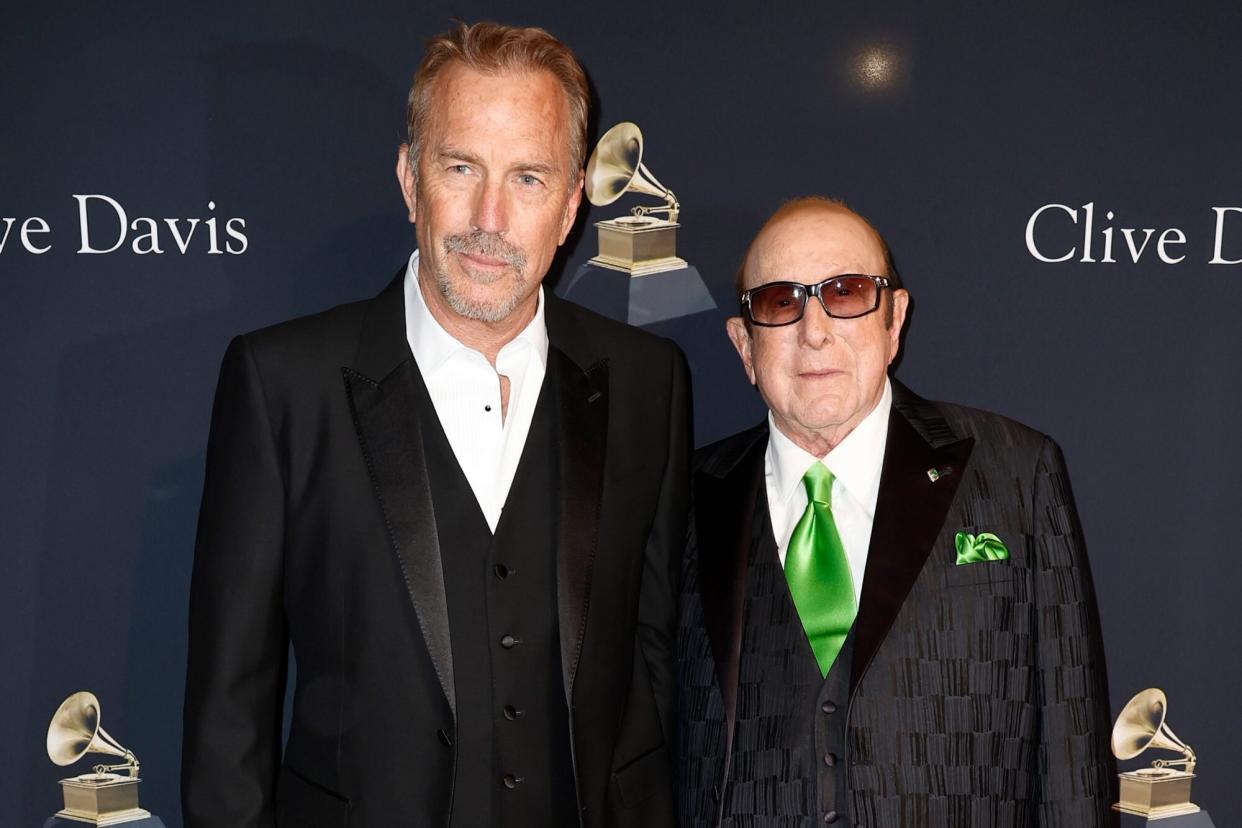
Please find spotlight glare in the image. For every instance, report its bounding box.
[852,45,899,90]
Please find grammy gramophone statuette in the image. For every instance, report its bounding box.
[585,121,687,277]
[559,120,714,326]
[46,691,160,826]
[1111,688,1215,826]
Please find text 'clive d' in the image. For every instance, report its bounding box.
[1026,202,1242,265]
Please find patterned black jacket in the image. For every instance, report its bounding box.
[678,380,1117,827]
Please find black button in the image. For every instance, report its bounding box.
[500,634,517,649]
[503,704,523,720]
[502,773,522,789]
[824,811,838,824]
[821,700,837,714]
[823,752,837,767]
[494,564,510,580]
[485,404,493,412]
[436,728,452,747]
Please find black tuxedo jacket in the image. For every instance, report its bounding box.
[182,272,690,827]
[679,381,1117,826]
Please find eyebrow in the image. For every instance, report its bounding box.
[435,147,562,177]
[435,147,485,167]
[517,161,559,176]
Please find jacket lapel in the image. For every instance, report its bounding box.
[342,272,456,718]
[694,423,768,769]
[849,381,975,696]
[545,296,609,699]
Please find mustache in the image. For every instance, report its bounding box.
[442,229,526,270]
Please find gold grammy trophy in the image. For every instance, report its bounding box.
[585,121,687,276]
[1111,688,1201,820]
[47,691,151,825]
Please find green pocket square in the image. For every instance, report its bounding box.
[955,531,1010,564]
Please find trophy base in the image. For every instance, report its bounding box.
[1115,768,1202,822]
[589,254,689,277]
[55,773,151,825]
[45,818,164,828]
[592,217,685,276]
[52,810,153,826]
[1115,802,1201,818]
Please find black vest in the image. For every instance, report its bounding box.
[726,533,855,827]
[419,368,577,828]
[680,503,855,827]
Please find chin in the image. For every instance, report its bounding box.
[805,390,854,413]
[448,283,529,323]
[805,400,861,427]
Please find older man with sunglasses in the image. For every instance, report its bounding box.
[677,197,1116,827]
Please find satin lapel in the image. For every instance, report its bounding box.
[342,272,456,717]
[849,405,974,696]
[549,347,608,698]
[695,427,767,763]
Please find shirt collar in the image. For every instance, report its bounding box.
[403,249,548,376]
[767,377,893,516]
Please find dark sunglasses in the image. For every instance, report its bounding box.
[740,274,891,326]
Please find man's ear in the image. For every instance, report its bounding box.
[558,170,584,244]
[887,288,910,361]
[396,143,417,223]
[726,316,757,385]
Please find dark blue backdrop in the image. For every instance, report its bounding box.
[4,3,1240,824]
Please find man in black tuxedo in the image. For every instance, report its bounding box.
[678,198,1115,826]
[182,21,688,828]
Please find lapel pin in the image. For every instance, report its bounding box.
[927,466,954,482]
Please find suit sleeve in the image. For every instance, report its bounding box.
[1030,436,1118,826]
[635,341,692,746]
[182,335,288,828]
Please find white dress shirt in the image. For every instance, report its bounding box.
[764,378,893,605]
[403,250,548,533]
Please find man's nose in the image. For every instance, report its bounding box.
[471,178,509,235]
[798,294,836,347]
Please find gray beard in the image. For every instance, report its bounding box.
[436,230,529,323]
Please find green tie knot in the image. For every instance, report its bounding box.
[802,462,834,506]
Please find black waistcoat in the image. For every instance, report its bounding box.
[419,368,577,828]
[727,534,855,827]
[680,500,856,827]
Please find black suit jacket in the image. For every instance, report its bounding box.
[182,272,690,827]
[679,381,1117,826]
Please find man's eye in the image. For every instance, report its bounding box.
[449,164,472,175]
[517,173,543,187]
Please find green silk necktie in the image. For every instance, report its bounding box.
[784,462,857,677]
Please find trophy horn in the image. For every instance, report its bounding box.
[47,691,138,774]
[585,122,679,220]
[1111,687,1196,772]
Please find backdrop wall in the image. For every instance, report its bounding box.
[4,3,1240,824]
